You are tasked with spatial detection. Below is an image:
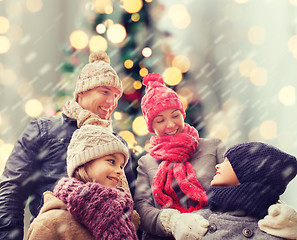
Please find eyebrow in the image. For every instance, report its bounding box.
[155,109,179,118]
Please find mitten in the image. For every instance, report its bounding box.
[258,202,297,240]
[160,209,209,240]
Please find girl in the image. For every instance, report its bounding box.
[135,73,297,240]
[27,122,138,240]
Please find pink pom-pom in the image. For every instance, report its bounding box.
[89,51,110,64]
[143,73,164,86]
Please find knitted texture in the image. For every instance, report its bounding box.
[73,51,122,100]
[141,73,186,133]
[53,177,137,240]
[207,142,297,219]
[63,98,112,129]
[151,123,208,213]
[67,125,129,177]
[225,142,297,195]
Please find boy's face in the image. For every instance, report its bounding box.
[77,86,121,120]
[85,153,125,188]
[210,157,240,187]
[151,108,185,137]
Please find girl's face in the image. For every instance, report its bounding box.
[85,153,125,188]
[151,108,185,137]
[210,157,240,187]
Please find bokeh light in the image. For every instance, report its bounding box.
[249,67,267,86]
[139,67,148,77]
[113,111,123,120]
[89,35,108,52]
[107,24,126,44]
[0,68,17,86]
[289,0,297,6]
[69,30,89,50]
[26,0,43,13]
[132,116,149,136]
[248,26,266,45]
[142,47,152,58]
[169,4,191,29]
[209,123,230,141]
[96,24,106,34]
[124,59,134,69]
[121,0,143,14]
[0,16,10,34]
[238,59,257,78]
[133,80,142,90]
[179,95,189,111]
[25,99,43,118]
[94,0,113,14]
[259,120,277,140]
[172,55,191,73]
[118,130,137,147]
[131,13,140,22]
[163,67,182,86]
[278,86,296,106]
[0,36,11,54]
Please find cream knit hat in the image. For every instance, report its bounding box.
[67,125,129,177]
[73,51,123,100]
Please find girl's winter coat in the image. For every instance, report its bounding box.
[28,177,138,240]
[134,138,225,240]
[27,191,93,240]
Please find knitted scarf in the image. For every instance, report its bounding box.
[207,182,279,219]
[63,98,112,130]
[151,123,208,213]
[54,177,137,240]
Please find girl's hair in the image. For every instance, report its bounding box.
[73,164,93,183]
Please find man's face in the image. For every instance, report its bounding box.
[77,86,121,120]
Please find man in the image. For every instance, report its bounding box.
[0,51,135,240]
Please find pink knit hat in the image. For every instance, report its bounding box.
[141,73,186,133]
[73,51,123,100]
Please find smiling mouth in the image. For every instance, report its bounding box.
[166,129,178,135]
[107,176,119,184]
[100,107,110,112]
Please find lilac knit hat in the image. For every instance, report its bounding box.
[225,142,297,195]
[140,73,186,133]
[73,51,123,100]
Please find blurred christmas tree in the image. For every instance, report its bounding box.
[55,0,205,169]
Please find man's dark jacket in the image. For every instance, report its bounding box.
[0,114,135,240]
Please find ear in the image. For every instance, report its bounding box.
[77,92,84,104]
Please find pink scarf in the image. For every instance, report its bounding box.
[151,124,208,213]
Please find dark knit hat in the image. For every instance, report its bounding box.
[141,73,186,133]
[225,142,297,196]
[207,142,297,219]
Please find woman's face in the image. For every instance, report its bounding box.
[210,157,240,187]
[151,108,185,137]
[85,153,125,188]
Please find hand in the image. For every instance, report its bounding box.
[160,209,209,240]
[258,202,297,239]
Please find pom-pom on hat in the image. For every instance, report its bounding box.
[141,73,186,133]
[73,51,123,100]
[67,125,129,177]
[225,142,297,196]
